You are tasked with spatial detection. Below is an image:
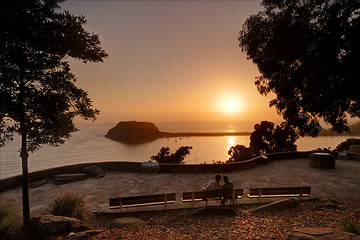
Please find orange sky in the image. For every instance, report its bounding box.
[62,1,283,124]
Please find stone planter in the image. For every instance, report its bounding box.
[308,153,335,169]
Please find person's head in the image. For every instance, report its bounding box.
[215,174,222,182]
[223,175,229,183]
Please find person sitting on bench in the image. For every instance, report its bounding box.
[221,175,234,205]
[205,174,222,190]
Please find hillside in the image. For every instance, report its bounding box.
[105,121,170,144]
[105,121,250,144]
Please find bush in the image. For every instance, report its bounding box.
[334,138,360,152]
[311,147,332,153]
[349,145,360,153]
[227,145,255,162]
[150,146,192,164]
[340,219,360,235]
[48,192,88,220]
[0,202,18,239]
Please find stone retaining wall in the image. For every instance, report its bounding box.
[0,162,142,192]
[1,151,359,192]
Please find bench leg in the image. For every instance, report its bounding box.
[192,192,194,208]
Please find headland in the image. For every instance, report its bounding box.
[105,121,251,144]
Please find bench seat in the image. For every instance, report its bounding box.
[109,192,176,211]
[182,188,243,206]
[247,186,311,201]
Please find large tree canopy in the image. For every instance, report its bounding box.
[239,0,360,136]
[0,0,108,224]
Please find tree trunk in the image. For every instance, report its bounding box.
[19,71,31,226]
[20,135,30,226]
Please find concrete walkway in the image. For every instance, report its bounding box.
[0,158,359,216]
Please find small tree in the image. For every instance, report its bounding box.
[250,121,298,154]
[334,138,360,152]
[0,0,107,225]
[227,144,254,162]
[150,146,193,164]
[250,121,275,154]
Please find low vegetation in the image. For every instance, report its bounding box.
[0,202,19,239]
[48,192,89,220]
[340,218,360,235]
[150,146,192,164]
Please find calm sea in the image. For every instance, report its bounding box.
[0,121,352,179]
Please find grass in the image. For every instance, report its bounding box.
[340,218,360,235]
[48,192,89,220]
[0,202,19,239]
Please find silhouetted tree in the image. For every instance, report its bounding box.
[334,138,360,152]
[250,121,298,154]
[273,122,298,152]
[150,146,193,164]
[0,0,108,225]
[250,121,274,154]
[227,144,255,162]
[239,0,360,136]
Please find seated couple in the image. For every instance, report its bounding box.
[204,174,234,205]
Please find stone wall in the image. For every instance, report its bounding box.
[0,151,318,192]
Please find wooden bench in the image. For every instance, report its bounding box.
[109,193,176,211]
[247,186,311,201]
[182,188,243,207]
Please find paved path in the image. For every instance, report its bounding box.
[1,159,359,216]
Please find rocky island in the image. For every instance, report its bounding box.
[105,121,251,144]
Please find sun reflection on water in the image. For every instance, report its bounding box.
[226,136,237,150]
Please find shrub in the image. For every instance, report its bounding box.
[0,202,18,239]
[311,147,332,153]
[334,138,360,152]
[48,192,88,220]
[349,145,360,153]
[227,145,255,162]
[150,146,192,164]
[340,219,360,235]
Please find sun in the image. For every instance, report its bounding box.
[215,92,245,115]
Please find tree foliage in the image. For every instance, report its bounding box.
[0,0,107,225]
[150,146,193,164]
[334,138,360,152]
[227,144,255,162]
[250,121,298,154]
[239,0,360,136]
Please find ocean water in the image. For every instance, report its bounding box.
[0,121,352,179]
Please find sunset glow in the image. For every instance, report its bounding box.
[60,1,283,123]
[215,92,246,115]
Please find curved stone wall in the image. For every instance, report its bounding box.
[1,151,358,192]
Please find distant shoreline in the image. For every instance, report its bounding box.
[161,132,251,137]
[105,121,253,144]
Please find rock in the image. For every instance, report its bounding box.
[191,206,237,217]
[140,162,159,173]
[53,173,87,185]
[109,217,146,228]
[31,215,88,237]
[29,179,48,188]
[338,152,348,160]
[67,229,105,239]
[84,165,105,178]
[286,227,360,240]
[251,198,298,213]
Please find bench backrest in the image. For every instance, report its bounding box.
[249,186,311,196]
[109,193,176,208]
[182,188,243,200]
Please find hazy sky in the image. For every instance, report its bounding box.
[61,0,283,124]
